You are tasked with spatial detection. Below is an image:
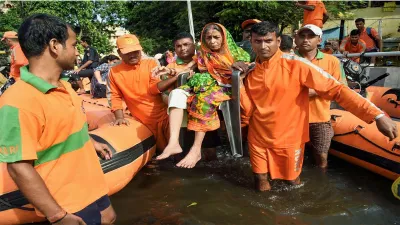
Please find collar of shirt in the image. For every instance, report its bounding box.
[294,49,324,60]
[256,49,284,69]
[20,66,58,93]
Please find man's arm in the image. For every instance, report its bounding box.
[109,69,129,126]
[148,60,179,95]
[322,2,329,24]
[77,60,93,71]
[14,48,29,67]
[322,13,329,24]
[8,161,64,217]
[299,60,397,139]
[1,108,85,224]
[239,74,256,127]
[156,75,179,93]
[295,1,315,11]
[339,39,348,52]
[376,35,383,52]
[359,41,367,52]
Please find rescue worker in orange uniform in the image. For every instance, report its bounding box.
[295,24,347,169]
[232,21,397,192]
[295,0,329,28]
[109,34,178,151]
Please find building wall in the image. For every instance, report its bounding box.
[324,6,400,38]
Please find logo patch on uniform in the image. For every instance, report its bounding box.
[294,148,302,172]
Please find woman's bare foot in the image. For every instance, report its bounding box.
[254,173,271,192]
[156,142,183,160]
[176,145,201,168]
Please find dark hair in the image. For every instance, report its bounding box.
[173,32,194,45]
[99,54,119,65]
[99,55,109,65]
[201,24,223,44]
[18,14,70,58]
[251,21,280,37]
[81,36,91,45]
[350,29,360,36]
[355,18,365,23]
[279,35,293,52]
[108,54,119,61]
[324,41,332,46]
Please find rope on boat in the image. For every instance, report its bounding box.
[334,124,400,157]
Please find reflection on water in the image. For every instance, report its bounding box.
[111,146,400,225]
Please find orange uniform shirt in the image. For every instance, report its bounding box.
[109,59,168,126]
[321,48,333,54]
[340,37,366,54]
[359,27,379,49]
[303,0,327,28]
[0,66,108,215]
[240,49,382,148]
[296,50,347,123]
[340,37,366,62]
[9,43,28,79]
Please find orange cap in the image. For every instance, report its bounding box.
[241,19,261,30]
[1,31,18,41]
[116,34,142,54]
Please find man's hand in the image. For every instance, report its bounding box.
[342,51,349,57]
[232,61,249,74]
[376,116,398,141]
[91,139,112,160]
[112,118,130,126]
[73,68,82,74]
[54,213,86,225]
[152,66,172,78]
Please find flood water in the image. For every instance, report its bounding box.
[110,139,400,225]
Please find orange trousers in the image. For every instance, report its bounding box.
[144,117,170,152]
[248,142,305,181]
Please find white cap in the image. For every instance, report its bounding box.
[154,53,163,60]
[298,24,323,37]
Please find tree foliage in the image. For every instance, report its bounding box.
[0,0,128,54]
[125,1,303,55]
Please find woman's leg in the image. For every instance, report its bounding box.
[176,131,205,168]
[156,89,189,160]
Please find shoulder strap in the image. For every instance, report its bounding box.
[366,27,379,48]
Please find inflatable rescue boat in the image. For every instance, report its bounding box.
[0,95,155,224]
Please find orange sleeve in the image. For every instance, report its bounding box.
[339,38,349,51]
[240,81,255,127]
[322,2,327,14]
[298,60,382,123]
[359,40,366,52]
[148,59,162,95]
[0,106,41,163]
[109,69,124,112]
[14,47,28,67]
[371,28,379,39]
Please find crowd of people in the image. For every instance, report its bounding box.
[0,1,397,224]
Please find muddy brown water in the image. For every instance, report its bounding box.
[31,140,400,225]
[110,144,400,225]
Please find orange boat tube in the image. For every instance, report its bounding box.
[330,109,400,181]
[0,99,155,225]
[366,86,400,119]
